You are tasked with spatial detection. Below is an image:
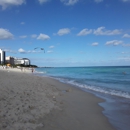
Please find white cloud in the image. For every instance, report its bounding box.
[0,0,25,10]
[94,0,103,3]
[0,28,14,40]
[38,0,50,4]
[20,22,25,25]
[18,48,26,53]
[92,42,99,46]
[31,34,37,38]
[47,50,53,53]
[106,40,123,46]
[77,28,92,36]
[118,57,130,61]
[57,28,70,36]
[122,43,130,47]
[122,33,130,38]
[18,48,37,54]
[37,33,50,40]
[94,27,122,35]
[49,46,55,48]
[3,48,17,54]
[61,0,79,5]
[121,51,129,54]
[121,0,130,2]
[19,35,27,38]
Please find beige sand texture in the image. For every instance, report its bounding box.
[0,69,116,130]
[0,67,32,73]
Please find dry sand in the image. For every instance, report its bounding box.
[0,68,116,130]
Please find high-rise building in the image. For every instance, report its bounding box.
[0,49,5,64]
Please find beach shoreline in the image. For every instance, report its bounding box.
[0,69,116,130]
[0,66,33,73]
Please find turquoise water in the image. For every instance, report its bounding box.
[35,66,130,99]
[35,66,130,130]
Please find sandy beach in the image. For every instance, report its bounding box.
[0,68,116,130]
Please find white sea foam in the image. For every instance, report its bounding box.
[35,71,46,74]
[55,77,130,99]
[35,67,130,99]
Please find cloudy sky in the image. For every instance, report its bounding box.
[0,0,130,67]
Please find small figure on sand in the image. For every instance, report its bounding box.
[21,67,23,71]
[31,67,34,73]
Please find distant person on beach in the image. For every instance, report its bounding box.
[31,67,34,73]
[21,67,23,72]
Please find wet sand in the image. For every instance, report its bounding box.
[0,69,116,130]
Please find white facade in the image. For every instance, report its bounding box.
[0,49,5,64]
[0,49,31,66]
[14,58,30,65]
[6,56,14,65]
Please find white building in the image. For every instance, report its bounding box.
[6,56,14,65]
[0,49,5,64]
[14,58,30,65]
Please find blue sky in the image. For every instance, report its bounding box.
[0,0,130,67]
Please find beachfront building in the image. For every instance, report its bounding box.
[14,58,30,65]
[6,56,15,65]
[0,49,5,64]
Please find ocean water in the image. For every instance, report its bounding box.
[34,66,130,130]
